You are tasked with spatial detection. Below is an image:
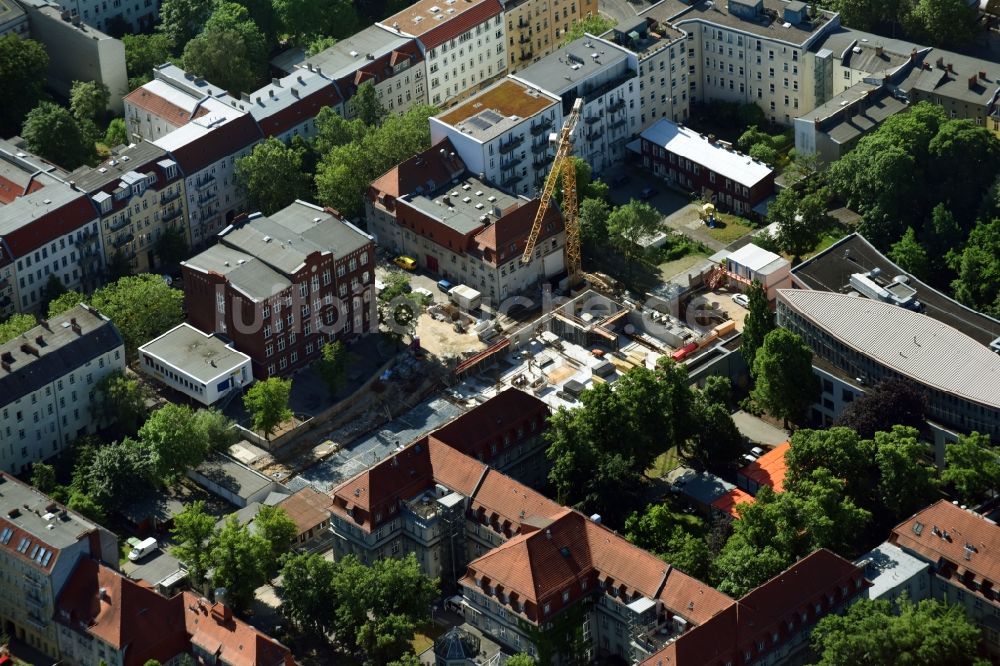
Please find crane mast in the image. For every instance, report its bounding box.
[521,98,583,286]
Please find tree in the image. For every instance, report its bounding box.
[306,36,337,56]
[21,103,94,170]
[182,3,268,94]
[232,0,280,45]
[143,660,162,666]
[171,501,217,588]
[737,126,770,152]
[606,200,661,278]
[122,33,174,89]
[387,654,423,666]
[873,426,938,519]
[69,81,110,124]
[235,137,311,215]
[253,505,297,576]
[942,432,1000,503]
[561,13,615,44]
[312,106,368,155]
[689,398,744,468]
[104,119,129,148]
[90,274,184,353]
[952,217,1000,318]
[624,503,691,551]
[315,340,349,397]
[67,490,106,524]
[834,377,927,439]
[0,314,36,344]
[832,0,901,31]
[30,463,57,494]
[153,226,189,271]
[39,275,67,317]
[92,371,149,437]
[739,280,772,374]
[751,329,819,427]
[888,226,930,280]
[244,377,293,439]
[748,142,778,165]
[349,81,387,127]
[83,438,154,509]
[792,467,871,555]
[274,0,359,44]
[770,188,828,260]
[157,0,214,48]
[504,656,536,666]
[279,553,336,634]
[811,597,988,666]
[0,35,48,136]
[210,515,269,609]
[903,0,978,47]
[713,538,788,598]
[784,428,875,503]
[579,197,610,250]
[192,408,238,450]
[46,290,86,318]
[139,404,204,479]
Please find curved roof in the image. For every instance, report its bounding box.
[778,289,1000,409]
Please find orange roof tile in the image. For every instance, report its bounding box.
[471,468,562,533]
[432,388,550,457]
[181,592,295,666]
[711,488,755,518]
[890,500,1000,588]
[738,441,789,493]
[381,0,501,45]
[473,198,564,265]
[277,486,332,536]
[368,138,465,202]
[57,560,190,666]
[123,87,209,126]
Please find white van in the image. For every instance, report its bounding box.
[128,537,158,562]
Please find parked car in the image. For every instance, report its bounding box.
[128,537,158,562]
[741,453,758,465]
[394,255,417,270]
[750,446,766,458]
[640,187,657,200]
[436,279,454,292]
[731,293,750,308]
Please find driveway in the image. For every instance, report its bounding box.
[121,546,184,587]
[732,410,790,447]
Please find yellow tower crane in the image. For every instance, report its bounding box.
[521,98,584,287]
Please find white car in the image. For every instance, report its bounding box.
[750,446,765,457]
[731,293,750,308]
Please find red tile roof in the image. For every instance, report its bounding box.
[470,468,563,535]
[277,486,332,536]
[890,500,1000,590]
[381,0,501,47]
[123,87,210,127]
[711,488,755,518]
[2,191,98,256]
[181,592,295,666]
[166,113,263,176]
[368,138,466,204]
[57,559,189,666]
[738,441,789,494]
[431,387,549,459]
[473,198,564,265]
[0,174,44,205]
[255,83,344,138]
[641,549,865,666]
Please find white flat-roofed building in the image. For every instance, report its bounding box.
[430,78,561,195]
[637,118,776,215]
[139,323,252,405]
[777,288,1000,439]
[856,542,931,605]
[723,242,790,298]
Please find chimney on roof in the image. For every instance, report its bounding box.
[969,75,978,90]
[875,45,883,57]
[99,587,110,602]
[545,528,552,540]
[981,71,988,80]
[272,78,281,87]
[40,320,51,332]
[947,62,954,74]
[70,318,81,335]
[34,335,44,346]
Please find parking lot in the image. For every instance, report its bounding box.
[121,544,184,587]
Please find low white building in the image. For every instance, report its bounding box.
[139,323,252,405]
[723,243,791,299]
[856,541,931,605]
[430,78,561,196]
[0,304,125,474]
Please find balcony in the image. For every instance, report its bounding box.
[517,17,529,28]
[194,174,215,191]
[529,118,553,136]
[160,190,181,205]
[518,35,531,45]
[586,129,604,141]
[531,141,548,155]
[607,98,626,114]
[161,206,183,223]
[500,155,522,171]
[501,174,522,189]
[112,233,134,249]
[531,157,550,169]
[519,50,534,61]
[75,229,98,245]
[585,115,602,125]
[197,190,218,207]
[609,117,628,130]
[107,216,131,232]
[498,135,524,154]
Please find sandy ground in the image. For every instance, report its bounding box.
[415,313,485,359]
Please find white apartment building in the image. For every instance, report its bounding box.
[0,175,104,316]
[0,305,125,474]
[154,98,263,250]
[70,142,188,275]
[378,0,506,107]
[123,64,237,143]
[602,17,691,129]
[430,78,562,195]
[231,68,345,143]
[0,472,119,659]
[300,25,425,117]
[41,0,156,34]
[512,34,640,174]
[652,0,841,125]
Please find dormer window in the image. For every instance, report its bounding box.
[100,199,111,214]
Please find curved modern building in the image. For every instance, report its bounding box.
[776,288,1000,440]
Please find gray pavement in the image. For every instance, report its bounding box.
[732,410,789,447]
[290,396,466,492]
[121,545,184,587]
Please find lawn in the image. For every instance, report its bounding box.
[658,252,709,282]
[410,622,445,655]
[646,445,681,479]
[705,213,755,245]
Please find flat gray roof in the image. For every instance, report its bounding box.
[139,323,250,383]
[513,35,632,97]
[0,177,85,236]
[0,472,101,552]
[301,25,411,79]
[798,83,906,145]
[0,304,123,404]
[660,0,837,46]
[69,142,170,192]
[192,452,274,501]
[857,542,929,600]
[400,176,519,236]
